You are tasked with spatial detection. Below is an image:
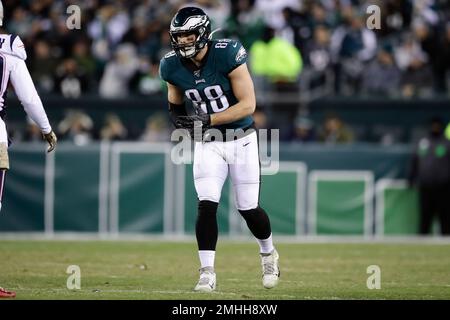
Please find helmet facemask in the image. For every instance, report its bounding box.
[170,28,208,58]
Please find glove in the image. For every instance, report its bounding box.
[43,131,57,153]
[176,107,211,131]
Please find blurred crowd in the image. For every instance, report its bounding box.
[2,0,450,144]
[3,0,449,97]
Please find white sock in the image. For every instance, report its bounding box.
[257,234,274,254]
[198,250,215,269]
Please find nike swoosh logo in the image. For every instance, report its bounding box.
[233,43,238,48]
[243,142,250,147]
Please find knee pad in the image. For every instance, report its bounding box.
[194,177,225,203]
[196,200,219,250]
[234,183,259,211]
[198,200,219,216]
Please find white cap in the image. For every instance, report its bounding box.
[0,1,3,26]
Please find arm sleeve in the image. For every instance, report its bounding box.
[9,59,52,134]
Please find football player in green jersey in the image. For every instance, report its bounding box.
[160,7,279,292]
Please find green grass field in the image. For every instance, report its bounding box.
[1,240,450,300]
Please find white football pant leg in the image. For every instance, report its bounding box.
[0,118,7,145]
[227,131,260,211]
[193,141,228,203]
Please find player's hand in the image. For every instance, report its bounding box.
[176,107,211,130]
[43,131,57,153]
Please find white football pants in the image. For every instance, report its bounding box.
[193,131,260,211]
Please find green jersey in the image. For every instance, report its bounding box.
[159,39,254,131]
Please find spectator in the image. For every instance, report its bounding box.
[305,25,332,90]
[409,117,450,235]
[289,115,316,143]
[362,44,401,96]
[30,40,59,94]
[394,33,433,97]
[87,4,130,47]
[99,43,139,98]
[71,39,97,91]
[100,113,128,141]
[281,6,307,53]
[6,7,33,38]
[413,20,444,93]
[88,4,130,69]
[433,22,450,93]
[122,16,161,61]
[331,10,377,94]
[250,26,303,90]
[318,114,354,144]
[190,0,230,31]
[57,110,94,146]
[255,0,300,32]
[225,0,265,50]
[55,58,89,98]
[140,113,170,142]
[131,59,164,96]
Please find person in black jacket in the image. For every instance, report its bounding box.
[409,117,450,235]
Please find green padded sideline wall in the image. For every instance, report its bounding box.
[110,143,170,234]
[53,145,100,232]
[1,142,422,236]
[234,162,307,236]
[375,179,420,235]
[0,145,46,231]
[308,171,374,235]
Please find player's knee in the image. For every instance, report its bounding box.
[234,182,259,211]
[236,203,258,211]
[236,197,258,211]
[238,206,271,239]
[238,206,259,217]
[198,194,221,203]
[198,200,219,216]
[238,206,270,222]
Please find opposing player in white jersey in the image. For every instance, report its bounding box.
[0,0,57,298]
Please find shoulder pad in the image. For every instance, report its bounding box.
[0,34,27,60]
[159,51,178,82]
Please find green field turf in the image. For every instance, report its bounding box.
[0,240,449,300]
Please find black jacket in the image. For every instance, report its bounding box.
[409,135,450,188]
